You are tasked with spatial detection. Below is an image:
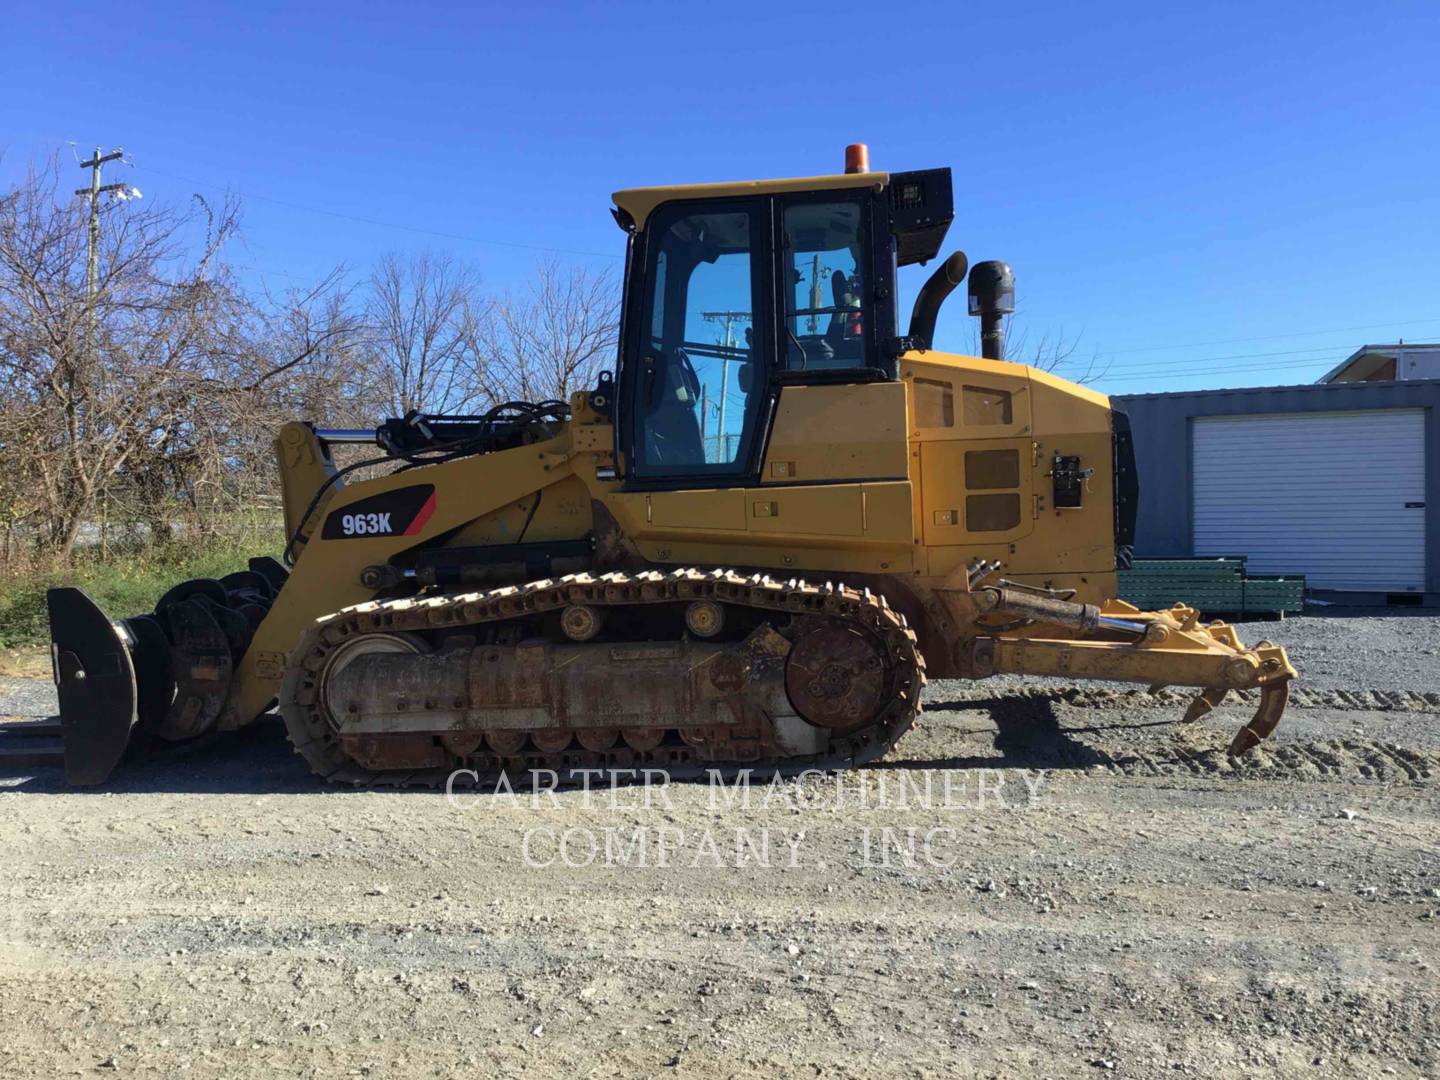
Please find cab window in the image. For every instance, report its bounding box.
[631,203,764,478]
[781,199,868,370]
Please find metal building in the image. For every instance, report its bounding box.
[1320,342,1440,383]
[1113,379,1439,604]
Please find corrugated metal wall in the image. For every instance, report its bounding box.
[1192,411,1425,590]
[1113,380,1439,596]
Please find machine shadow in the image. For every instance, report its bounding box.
[6,717,334,796]
[870,692,1117,772]
[8,690,1177,794]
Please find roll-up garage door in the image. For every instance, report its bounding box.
[1191,410,1425,591]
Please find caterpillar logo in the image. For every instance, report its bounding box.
[321,485,436,541]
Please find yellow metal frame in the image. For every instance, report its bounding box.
[613,171,887,230]
[227,347,1294,756]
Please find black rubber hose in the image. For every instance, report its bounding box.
[284,400,571,565]
[282,454,393,567]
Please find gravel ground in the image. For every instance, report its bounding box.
[1246,611,1440,692]
[0,611,1437,1077]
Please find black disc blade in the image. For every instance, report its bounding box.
[123,614,176,741]
[248,556,289,595]
[154,578,227,615]
[47,587,138,786]
[160,599,232,742]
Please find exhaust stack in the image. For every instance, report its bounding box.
[908,251,969,348]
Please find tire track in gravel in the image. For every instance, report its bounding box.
[912,683,1440,785]
[975,685,1440,714]
[1037,736,1437,784]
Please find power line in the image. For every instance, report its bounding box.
[1095,344,1347,376]
[1105,355,1348,378]
[1092,356,1348,384]
[34,138,1440,373]
[1112,342,1350,366]
[1090,316,1440,356]
[231,261,308,282]
[129,162,623,262]
[1080,336,1439,377]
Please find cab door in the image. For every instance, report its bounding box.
[622,199,767,495]
[749,193,912,556]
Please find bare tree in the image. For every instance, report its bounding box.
[966,313,1107,384]
[181,268,370,531]
[0,153,623,564]
[471,260,618,405]
[0,157,245,555]
[362,251,484,416]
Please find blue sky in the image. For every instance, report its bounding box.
[4,0,1438,394]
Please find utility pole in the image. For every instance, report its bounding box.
[806,254,832,335]
[74,146,136,417]
[75,146,125,552]
[700,309,750,461]
[75,147,127,314]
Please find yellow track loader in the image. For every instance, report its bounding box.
[46,146,1295,786]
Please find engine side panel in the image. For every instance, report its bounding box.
[902,353,1118,604]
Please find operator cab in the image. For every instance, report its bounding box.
[609,150,953,484]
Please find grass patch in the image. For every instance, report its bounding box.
[0,528,284,648]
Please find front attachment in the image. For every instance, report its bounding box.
[47,588,142,785]
[45,556,289,786]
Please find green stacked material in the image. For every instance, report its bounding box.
[1117,557,1304,616]
[1240,575,1306,612]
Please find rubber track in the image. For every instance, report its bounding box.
[278,569,926,788]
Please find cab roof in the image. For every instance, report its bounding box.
[611,171,889,231]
